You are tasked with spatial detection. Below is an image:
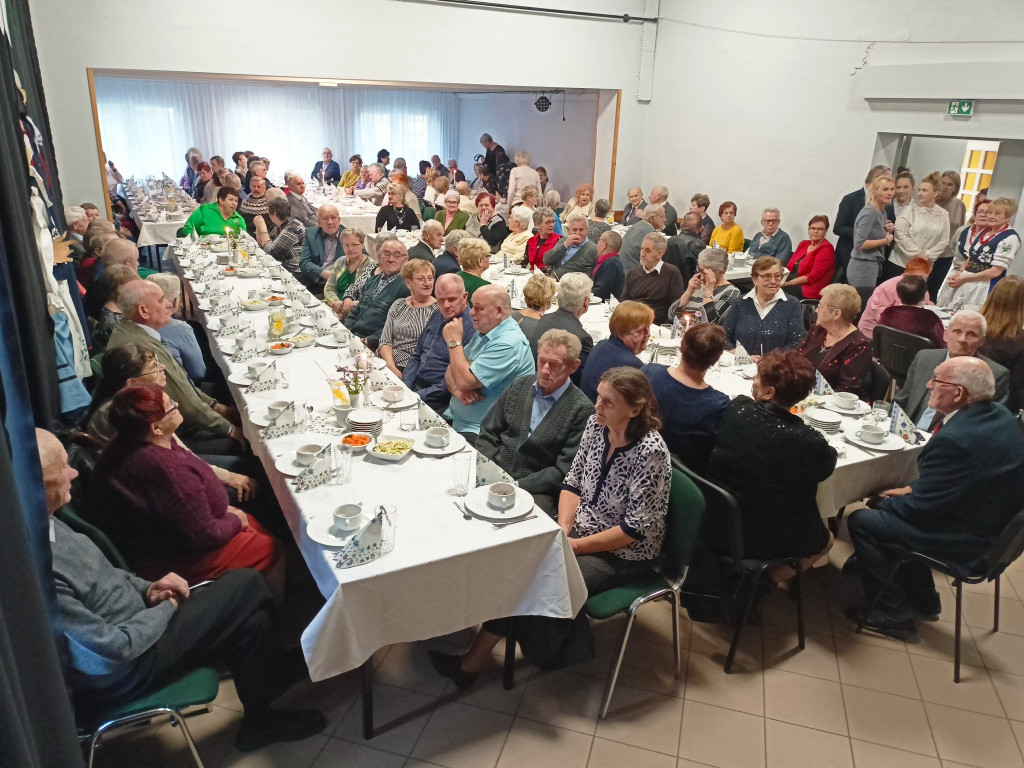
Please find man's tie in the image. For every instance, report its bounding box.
[928,413,944,433]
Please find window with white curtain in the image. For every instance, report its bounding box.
[94,76,458,182]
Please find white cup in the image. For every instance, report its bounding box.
[856,424,887,444]
[295,443,323,466]
[333,326,349,342]
[247,361,268,378]
[833,392,859,410]
[268,265,282,278]
[333,404,352,427]
[382,385,405,403]
[488,482,517,510]
[425,426,450,448]
[266,400,290,419]
[333,502,363,532]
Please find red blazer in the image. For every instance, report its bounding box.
[798,325,873,401]
[527,232,561,271]
[787,240,835,300]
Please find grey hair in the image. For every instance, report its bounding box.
[514,150,530,165]
[952,309,987,336]
[421,219,444,236]
[566,212,588,227]
[594,199,611,218]
[436,272,466,294]
[651,185,669,199]
[538,328,583,362]
[116,279,160,316]
[642,232,668,252]
[370,163,386,176]
[697,247,730,273]
[444,229,470,252]
[284,170,301,186]
[948,358,996,400]
[341,227,366,244]
[762,207,781,219]
[65,206,88,226]
[318,203,339,218]
[146,273,182,303]
[100,238,139,267]
[643,203,665,223]
[511,206,533,229]
[248,160,266,173]
[322,147,332,155]
[447,158,458,166]
[543,189,561,208]
[480,133,493,143]
[557,273,593,313]
[375,232,399,246]
[533,206,555,225]
[444,190,460,203]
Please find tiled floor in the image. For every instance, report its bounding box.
[90,543,1024,768]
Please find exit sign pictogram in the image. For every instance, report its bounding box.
[948,100,974,116]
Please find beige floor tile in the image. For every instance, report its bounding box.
[962,592,1024,636]
[842,685,937,757]
[676,761,717,768]
[762,629,840,681]
[974,629,1024,674]
[373,641,463,697]
[594,683,684,756]
[219,734,330,768]
[907,619,985,667]
[1004,569,1024,598]
[849,740,941,768]
[334,684,437,756]
[411,701,513,768]
[835,640,920,698]
[909,655,1004,716]
[989,669,1024,721]
[518,669,604,735]
[311,737,406,768]
[688,621,763,669]
[763,669,847,735]
[925,702,1024,768]
[828,604,911,651]
[759,591,833,636]
[586,738,676,768]
[439,657,532,716]
[274,671,362,737]
[612,637,687,698]
[765,719,853,768]
[678,701,765,768]
[685,649,764,716]
[632,599,691,647]
[496,718,592,768]
[1013,720,1024,758]
[960,577,1015,598]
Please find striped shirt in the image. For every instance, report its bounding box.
[378,299,438,370]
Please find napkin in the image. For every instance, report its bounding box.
[333,505,397,569]
[294,445,335,492]
[259,399,306,440]
[733,342,752,366]
[249,361,288,393]
[888,403,920,444]
[813,370,835,397]
[315,314,336,337]
[231,336,259,362]
[218,315,244,336]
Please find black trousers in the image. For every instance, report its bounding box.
[879,259,905,284]
[927,256,953,302]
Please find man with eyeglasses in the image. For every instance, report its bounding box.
[747,207,794,262]
[343,240,411,348]
[844,356,1024,640]
[894,310,1009,424]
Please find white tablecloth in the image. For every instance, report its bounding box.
[170,245,587,681]
[132,211,187,248]
[306,186,380,234]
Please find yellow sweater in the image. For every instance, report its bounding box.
[711,225,745,254]
[339,170,359,188]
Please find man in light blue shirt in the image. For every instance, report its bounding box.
[442,285,535,438]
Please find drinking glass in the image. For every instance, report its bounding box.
[452,452,472,497]
[870,400,890,425]
[400,403,419,432]
[333,445,353,485]
[328,379,348,406]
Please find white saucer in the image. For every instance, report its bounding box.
[842,427,908,452]
[822,398,870,416]
[463,485,535,522]
[306,515,360,548]
[411,431,467,457]
[316,337,342,348]
[197,299,211,311]
[369,390,418,410]
[227,371,258,386]
[589,294,604,304]
[192,284,205,295]
[274,454,314,476]
[299,318,316,328]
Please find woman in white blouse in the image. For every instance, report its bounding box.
[887,172,950,283]
[505,151,541,209]
[561,183,596,222]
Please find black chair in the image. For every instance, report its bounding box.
[873,325,935,390]
[675,460,806,673]
[857,508,1024,682]
[867,360,892,403]
[799,299,819,331]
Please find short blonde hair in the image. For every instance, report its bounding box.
[867,175,895,207]
[432,176,450,194]
[341,228,366,244]
[538,329,582,362]
[819,283,862,324]
[522,273,556,311]
[521,185,539,204]
[609,300,655,337]
[145,273,182,302]
[456,237,490,270]
[989,197,1019,220]
[401,259,435,280]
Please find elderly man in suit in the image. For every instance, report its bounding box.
[542,213,595,278]
[649,185,678,237]
[834,165,891,283]
[895,310,1009,426]
[621,187,648,227]
[310,148,341,185]
[618,204,666,273]
[477,329,595,515]
[845,357,1024,639]
[409,219,445,262]
[106,281,246,454]
[284,171,317,227]
[524,273,595,385]
[298,204,345,296]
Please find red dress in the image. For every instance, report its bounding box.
[526,232,561,271]
[787,240,836,300]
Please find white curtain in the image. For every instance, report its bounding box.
[94,77,459,182]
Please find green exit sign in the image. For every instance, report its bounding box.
[948,100,974,116]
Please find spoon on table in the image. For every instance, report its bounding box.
[453,501,472,520]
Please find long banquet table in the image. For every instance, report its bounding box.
[169,239,586,738]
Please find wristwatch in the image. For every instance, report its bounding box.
[447,339,462,349]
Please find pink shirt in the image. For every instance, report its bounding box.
[858,275,932,339]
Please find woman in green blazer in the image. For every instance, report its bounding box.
[434,191,470,234]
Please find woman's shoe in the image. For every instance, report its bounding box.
[428,651,478,690]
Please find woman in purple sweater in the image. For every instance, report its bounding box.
[90,384,283,594]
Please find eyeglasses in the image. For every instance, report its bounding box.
[808,226,827,232]
[761,218,779,224]
[929,375,963,389]
[756,273,783,281]
[164,399,179,415]
[140,363,165,377]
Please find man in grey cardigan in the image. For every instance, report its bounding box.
[543,213,597,279]
[37,429,325,752]
[477,329,595,515]
[618,204,666,273]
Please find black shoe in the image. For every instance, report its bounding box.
[908,595,942,622]
[236,709,326,752]
[427,650,478,690]
[841,555,862,576]
[843,605,916,641]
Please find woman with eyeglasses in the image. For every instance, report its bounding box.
[782,215,836,300]
[89,383,285,595]
[721,256,805,358]
[378,260,438,377]
[797,284,872,400]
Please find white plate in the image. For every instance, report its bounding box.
[367,435,414,462]
[589,294,604,304]
[299,318,316,328]
[368,390,418,410]
[268,343,294,355]
[463,485,535,522]
[197,298,211,311]
[274,454,316,476]
[821,398,870,416]
[241,302,269,311]
[306,515,360,548]
[348,407,385,425]
[316,337,342,348]
[192,284,206,295]
[842,428,909,452]
[227,371,261,386]
[805,407,842,426]
[504,267,528,276]
[411,431,467,457]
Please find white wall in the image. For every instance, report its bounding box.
[28,0,649,208]
[904,137,968,181]
[455,92,599,204]
[988,140,1024,206]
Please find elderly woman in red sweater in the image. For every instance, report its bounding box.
[782,214,836,300]
[90,383,284,595]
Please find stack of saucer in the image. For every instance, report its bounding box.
[805,407,842,435]
[346,407,385,437]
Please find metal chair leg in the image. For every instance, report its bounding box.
[793,565,806,650]
[725,573,760,674]
[671,591,682,679]
[600,609,638,719]
[503,624,517,691]
[171,709,206,768]
[954,581,963,684]
[994,576,1001,632]
[361,658,374,739]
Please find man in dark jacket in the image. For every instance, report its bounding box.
[663,212,706,284]
[310,148,341,184]
[298,204,345,296]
